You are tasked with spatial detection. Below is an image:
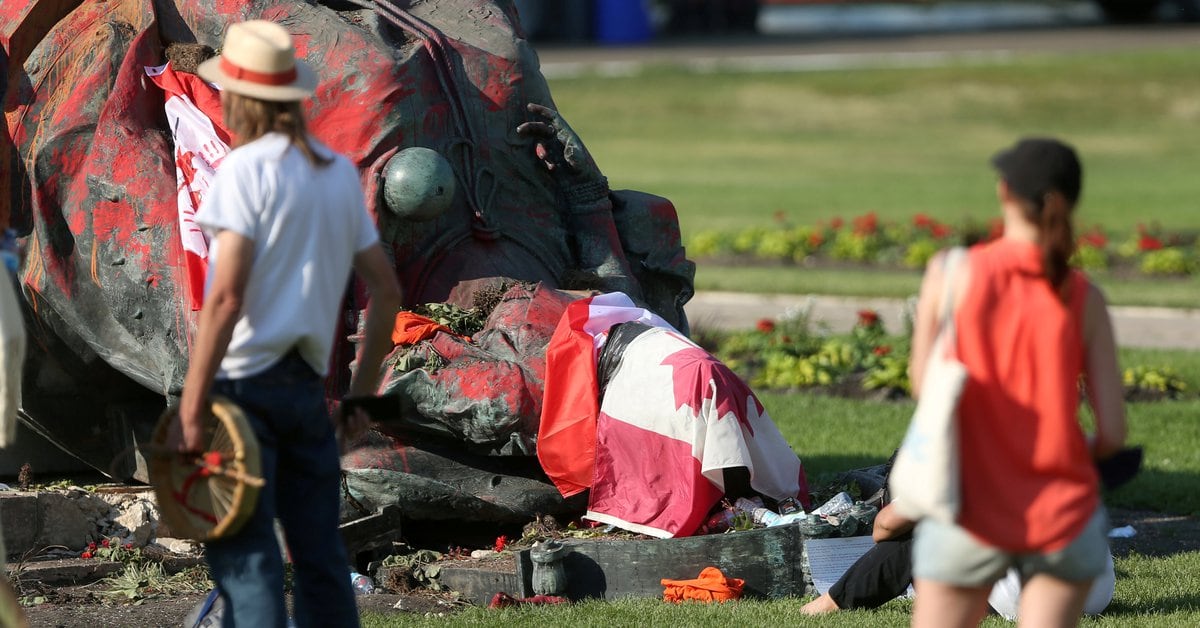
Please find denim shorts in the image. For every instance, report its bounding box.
[912,507,1110,587]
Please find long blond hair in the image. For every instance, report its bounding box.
[222,92,332,168]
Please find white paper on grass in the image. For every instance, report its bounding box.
[805,536,914,598]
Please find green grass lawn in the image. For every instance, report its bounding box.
[548,48,1200,240]
[695,264,1200,308]
[362,349,1200,626]
[361,44,1200,627]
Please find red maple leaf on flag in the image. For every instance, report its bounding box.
[660,343,761,436]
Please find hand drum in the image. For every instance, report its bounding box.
[149,396,264,541]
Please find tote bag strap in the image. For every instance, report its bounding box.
[935,246,968,346]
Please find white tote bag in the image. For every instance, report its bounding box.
[889,247,967,523]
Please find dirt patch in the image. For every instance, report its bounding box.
[18,586,469,626]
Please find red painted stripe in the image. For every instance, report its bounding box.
[219,57,298,86]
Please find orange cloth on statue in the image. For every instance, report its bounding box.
[391,312,459,346]
[661,566,744,603]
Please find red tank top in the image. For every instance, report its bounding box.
[954,238,1099,553]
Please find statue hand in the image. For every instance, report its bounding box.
[516,103,604,185]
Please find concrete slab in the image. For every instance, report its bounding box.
[7,558,123,585]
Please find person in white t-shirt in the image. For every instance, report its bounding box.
[166,20,401,628]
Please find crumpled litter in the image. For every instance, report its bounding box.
[661,566,744,603]
[813,491,854,517]
[1108,525,1137,538]
[488,592,569,609]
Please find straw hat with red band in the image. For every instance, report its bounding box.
[198,20,317,102]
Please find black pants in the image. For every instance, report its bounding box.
[829,536,914,610]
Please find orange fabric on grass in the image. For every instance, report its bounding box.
[661,566,744,603]
[954,238,1099,553]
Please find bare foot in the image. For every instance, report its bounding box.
[800,592,841,615]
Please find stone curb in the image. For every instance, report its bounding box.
[6,554,206,586]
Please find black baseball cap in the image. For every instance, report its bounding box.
[991,137,1082,205]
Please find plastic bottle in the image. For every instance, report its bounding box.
[752,508,781,526]
[733,496,764,514]
[350,571,375,595]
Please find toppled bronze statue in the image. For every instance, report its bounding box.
[1,0,693,524]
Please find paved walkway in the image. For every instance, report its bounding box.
[685,291,1200,350]
[535,25,1200,79]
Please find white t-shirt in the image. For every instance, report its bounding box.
[197,132,379,378]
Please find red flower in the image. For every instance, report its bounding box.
[1079,226,1107,249]
[930,223,952,239]
[808,232,825,248]
[1138,235,1163,252]
[852,212,879,236]
[913,213,934,229]
[756,319,776,333]
[124,543,134,550]
[81,551,93,559]
[87,542,97,551]
[829,217,844,230]
[857,310,880,327]
[101,539,110,548]
[873,345,892,356]
[494,535,508,553]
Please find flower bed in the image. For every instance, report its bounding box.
[701,307,1191,402]
[688,213,1200,277]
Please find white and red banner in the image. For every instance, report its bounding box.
[539,293,809,538]
[144,62,230,310]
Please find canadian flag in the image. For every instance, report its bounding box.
[144,63,231,310]
[539,293,809,538]
[538,292,677,498]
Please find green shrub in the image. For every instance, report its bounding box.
[1140,248,1194,276]
[1071,243,1109,272]
[1124,365,1188,396]
[686,229,732,258]
[755,229,796,262]
[830,231,884,263]
[732,226,769,255]
[903,239,940,269]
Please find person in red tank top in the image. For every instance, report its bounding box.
[907,138,1127,628]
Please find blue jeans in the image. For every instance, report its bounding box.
[208,352,359,628]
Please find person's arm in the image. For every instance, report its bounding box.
[336,243,402,445]
[908,250,948,398]
[872,502,915,542]
[171,230,254,453]
[1081,282,1127,459]
[345,244,402,397]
